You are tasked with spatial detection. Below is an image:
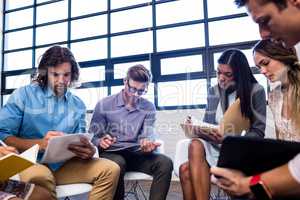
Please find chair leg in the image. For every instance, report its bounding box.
[133,181,139,200]
[136,181,147,200]
[125,181,137,200]
[125,180,148,200]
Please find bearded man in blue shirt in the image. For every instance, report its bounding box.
[0,46,120,200]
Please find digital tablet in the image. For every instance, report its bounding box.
[217,136,300,176]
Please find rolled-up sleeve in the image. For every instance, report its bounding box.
[138,105,156,141]
[0,89,25,141]
[89,101,107,146]
[288,153,300,184]
[74,105,86,133]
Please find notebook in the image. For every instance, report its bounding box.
[217,136,300,176]
[181,98,250,139]
[0,144,39,181]
[219,98,250,135]
[180,122,218,139]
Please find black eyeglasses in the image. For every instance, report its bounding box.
[127,81,147,96]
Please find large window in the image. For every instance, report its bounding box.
[2,0,265,110]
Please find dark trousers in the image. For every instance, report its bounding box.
[100,149,173,200]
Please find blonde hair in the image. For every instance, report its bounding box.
[254,39,300,130]
[288,63,300,128]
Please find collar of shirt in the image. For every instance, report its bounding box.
[44,86,71,101]
[116,90,142,111]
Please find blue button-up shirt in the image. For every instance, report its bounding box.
[89,90,156,151]
[0,83,86,169]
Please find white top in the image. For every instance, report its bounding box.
[215,91,236,124]
[288,153,300,184]
[268,84,300,141]
[287,44,300,184]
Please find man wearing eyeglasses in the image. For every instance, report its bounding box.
[89,64,173,200]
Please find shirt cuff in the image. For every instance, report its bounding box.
[0,132,12,142]
[288,153,300,184]
[92,137,100,147]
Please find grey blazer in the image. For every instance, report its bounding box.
[203,84,266,138]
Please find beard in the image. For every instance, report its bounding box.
[54,85,68,96]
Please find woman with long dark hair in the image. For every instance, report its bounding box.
[211,39,300,200]
[179,49,266,200]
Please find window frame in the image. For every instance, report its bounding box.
[1,0,266,111]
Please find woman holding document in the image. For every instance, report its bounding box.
[179,49,267,200]
[211,39,300,199]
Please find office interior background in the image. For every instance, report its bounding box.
[0,0,275,161]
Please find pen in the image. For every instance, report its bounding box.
[0,140,8,147]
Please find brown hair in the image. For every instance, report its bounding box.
[125,64,152,83]
[33,46,80,88]
[234,0,288,10]
[253,39,300,128]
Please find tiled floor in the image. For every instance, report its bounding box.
[124,180,231,200]
[124,180,183,200]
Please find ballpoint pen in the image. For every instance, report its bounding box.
[0,140,8,147]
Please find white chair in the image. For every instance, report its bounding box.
[174,139,190,177]
[56,183,92,200]
[124,139,165,200]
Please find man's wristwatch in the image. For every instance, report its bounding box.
[249,174,273,200]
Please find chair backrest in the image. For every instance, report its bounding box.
[173,139,191,177]
[56,183,92,199]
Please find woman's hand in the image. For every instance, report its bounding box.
[207,128,223,143]
[210,166,252,197]
[195,127,223,144]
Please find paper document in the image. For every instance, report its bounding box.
[180,122,219,141]
[0,144,39,181]
[41,133,93,163]
[181,98,250,140]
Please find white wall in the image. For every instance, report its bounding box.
[155,107,275,161]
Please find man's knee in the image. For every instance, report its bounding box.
[97,159,120,180]
[100,153,126,176]
[20,164,55,193]
[156,154,173,174]
[108,156,127,176]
